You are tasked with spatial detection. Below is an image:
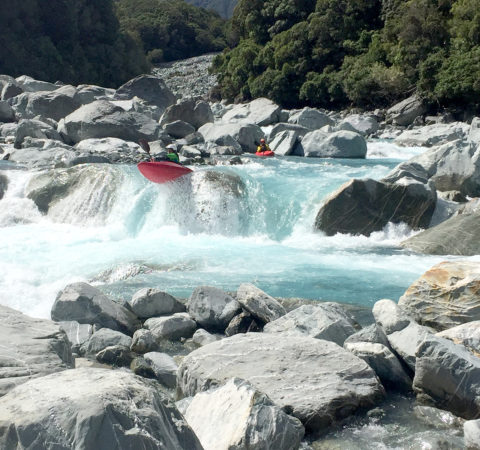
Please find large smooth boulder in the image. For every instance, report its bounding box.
[314,178,436,236]
[464,419,480,448]
[0,368,203,449]
[51,282,141,335]
[383,140,480,197]
[398,261,480,331]
[58,100,163,144]
[187,286,241,332]
[178,333,385,433]
[269,130,299,156]
[11,88,81,121]
[113,75,176,114]
[0,101,15,122]
[143,352,178,388]
[81,328,132,356]
[15,75,57,92]
[144,313,197,341]
[413,336,480,419]
[386,95,427,126]
[268,123,310,141]
[301,130,367,158]
[236,283,286,324]
[437,321,480,357]
[394,122,469,147]
[129,288,185,319]
[7,147,76,169]
[222,98,281,126]
[344,323,391,349]
[400,204,480,255]
[338,114,379,136]
[198,122,263,153]
[160,98,214,129]
[163,120,195,138]
[184,378,304,450]
[288,107,334,130]
[76,84,115,104]
[0,304,73,397]
[13,118,62,148]
[58,321,93,354]
[263,303,357,345]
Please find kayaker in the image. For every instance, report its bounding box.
[166,144,180,164]
[257,138,271,153]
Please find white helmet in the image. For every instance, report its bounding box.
[166,144,177,151]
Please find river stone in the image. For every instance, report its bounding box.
[58,100,163,144]
[263,303,357,345]
[0,101,15,122]
[130,328,159,354]
[413,336,480,419]
[143,352,178,388]
[314,178,436,236]
[58,321,94,354]
[225,311,257,336]
[221,98,281,126]
[236,283,286,324]
[1,81,23,101]
[198,122,263,153]
[184,378,305,450]
[160,98,214,129]
[268,123,310,142]
[163,120,196,138]
[338,114,379,136]
[0,304,73,397]
[464,419,480,448]
[413,406,465,431]
[191,329,222,346]
[51,282,141,335]
[394,122,469,147]
[15,75,57,92]
[269,129,299,156]
[177,333,385,432]
[113,74,177,113]
[437,321,480,357]
[95,345,134,367]
[344,323,391,349]
[13,118,62,148]
[144,312,197,341]
[288,107,333,129]
[386,95,427,126]
[0,368,203,449]
[187,285,241,331]
[81,328,132,356]
[398,261,480,331]
[400,206,480,256]
[301,130,367,158]
[129,288,185,319]
[344,342,412,392]
[76,84,115,104]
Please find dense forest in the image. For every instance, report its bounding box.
[183,0,238,19]
[213,0,480,112]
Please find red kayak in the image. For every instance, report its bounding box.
[137,161,192,184]
[255,150,275,157]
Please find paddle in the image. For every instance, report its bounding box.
[138,139,152,161]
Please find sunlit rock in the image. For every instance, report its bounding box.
[338,114,379,136]
[288,107,334,130]
[236,283,286,324]
[129,288,185,319]
[301,130,367,158]
[437,321,480,357]
[144,312,197,341]
[160,98,214,129]
[221,98,281,126]
[199,121,263,152]
[386,95,427,127]
[80,328,132,356]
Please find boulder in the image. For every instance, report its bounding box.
[76,84,115,104]
[268,123,310,141]
[7,147,76,169]
[344,342,412,391]
[177,333,385,433]
[187,285,241,332]
[301,130,367,158]
[51,282,141,335]
[113,75,176,114]
[128,288,185,319]
[74,137,141,159]
[398,261,480,331]
[81,328,132,356]
[160,98,214,129]
[130,329,159,354]
[236,283,286,324]
[15,75,57,92]
[0,368,203,449]
[400,205,480,256]
[263,303,357,345]
[383,140,480,196]
[0,304,73,397]
[469,117,480,144]
[394,122,469,147]
[13,118,62,148]
[314,178,436,236]
[414,405,465,431]
[221,98,281,126]
[1,79,23,101]
[143,352,178,388]
[58,321,94,354]
[95,345,134,367]
[184,378,305,450]
[288,107,334,129]
[338,114,379,136]
[0,101,15,122]
[144,312,197,341]
[191,329,221,346]
[163,120,196,138]
[225,311,257,336]
[10,89,81,121]
[344,323,391,349]
[437,321,480,357]
[269,130,299,156]
[386,95,427,126]
[464,419,480,449]
[413,336,480,419]
[58,100,163,144]
[198,122,263,153]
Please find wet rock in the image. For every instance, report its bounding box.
[129,288,185,319]
[144,312,197,341]
[191,328,222,346]
[315,178,436,236]
[236,283,286,324]
[464,419,480,448]
[413,406,465,431]
[184,378,305,450]
[187,285,241,332]
[81,328,132,356]
[398,261,480,331]
[0,368,202,449]
[51,282,141,335]
[178,333,385,433]
[0,173,7,200]
[437,321,480,357]
[0,304,73,397]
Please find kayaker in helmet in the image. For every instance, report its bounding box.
[257,138,271,154]
[166,144,180,164]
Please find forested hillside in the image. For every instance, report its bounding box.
[212,0,480,112]
[183,0,238,19]
[115,0,229,63]
[0,0,149,87]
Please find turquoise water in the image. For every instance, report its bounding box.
[0,142,468,318]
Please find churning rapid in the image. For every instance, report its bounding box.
[0,141,464,319]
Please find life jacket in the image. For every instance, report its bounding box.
[257,144,271,153]
[166,152,179,163]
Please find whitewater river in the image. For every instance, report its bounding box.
[0,139,471,447]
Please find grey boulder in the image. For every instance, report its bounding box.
[144,312,197,341]
[269,130,299,156]
[236,283,286,324]
[129,288,185,319]
[198,122,263,153]
[300,130,367,158]
[160,98,214,129]
[437,320,480,356]
[81,328,132,356]
[386,95,427,127]
[288,107,334,130]
[143,352,178,388]
[222,98,281,126]
[0,101,15,122]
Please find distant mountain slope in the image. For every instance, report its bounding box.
[184,0,237,19]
